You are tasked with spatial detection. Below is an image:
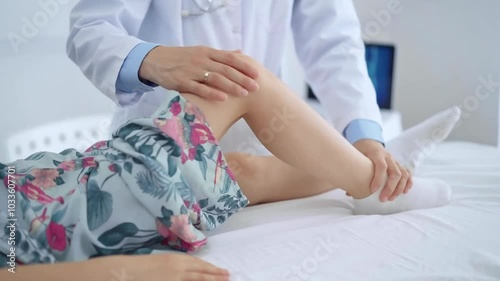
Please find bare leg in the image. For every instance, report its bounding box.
[225,153,333,205]
[181,55,375,200]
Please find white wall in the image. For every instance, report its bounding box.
[0,0,114,160]
[354,0,500,146]
[283,0,500,147]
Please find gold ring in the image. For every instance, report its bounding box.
[203,71,211,83]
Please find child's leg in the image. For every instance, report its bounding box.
[224,152,333,205]
[181,56,375,200]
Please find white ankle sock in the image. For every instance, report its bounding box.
[353,177,452,215]
[386,106,462,173]
[353,107,461,215]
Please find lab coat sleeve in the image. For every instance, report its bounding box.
[343,119,384,144]
[291,0,384,138]
[66,0,153,105]
[116,42,159,93]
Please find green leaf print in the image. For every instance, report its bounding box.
[167,155,177,177]
[217,216,226,224]
[168,95,181,107]
[51,206,68,223]
[157,206,174,227]
[53,160,62,167]
[175,181,195,204]
[184,113,195,122]
[97,222,139,247]
[59,148,76,156]
[199,155,207,180]
[87,179,113,231]
[180,205,187,215]
[25,152,46,161]
[195,145,205,161]
[138,144,154,157]
[221,173,231,194]
[136,156,173,199]
[208,146,217,159]
[92,245,124,256]
[199,198,209,209]
[162,137,181,157]
[117,123,143,139]
[54,177,65,186]
[124,162,133,174]
[126,135,140,145]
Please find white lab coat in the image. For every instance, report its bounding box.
[67,0,381,154]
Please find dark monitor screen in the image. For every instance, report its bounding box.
[308,43,395,109]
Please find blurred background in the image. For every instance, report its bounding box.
[1,0,499,161]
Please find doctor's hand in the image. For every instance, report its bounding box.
[353,139,413,202]
[139,45,260,101]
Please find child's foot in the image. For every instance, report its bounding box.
[386,106,461,173]
[353,177,452,215]
[353,107,461,215]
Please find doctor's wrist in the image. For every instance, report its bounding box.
[138,45,162,84]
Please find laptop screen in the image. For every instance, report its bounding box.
[308,43,395,109]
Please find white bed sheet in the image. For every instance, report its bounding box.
[185,142,500,280]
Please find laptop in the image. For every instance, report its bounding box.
[307,43,396,110]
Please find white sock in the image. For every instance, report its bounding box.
[386,106,462,173]
[353,177,452,215]
[353,107,461,215]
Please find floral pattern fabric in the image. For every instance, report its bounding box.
[0,92,248,265]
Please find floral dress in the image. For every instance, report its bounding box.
[0,92,249,265]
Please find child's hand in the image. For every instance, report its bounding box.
[124,253,231,281]
[8,253,231,281]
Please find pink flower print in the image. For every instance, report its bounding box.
[188,147,197,161]
[108,164,116,173]
[156,117,189,149]
[170,101,182,116]
[184,102,205,124]
[216,150,225,167]
[191,202,201,214]
[19,181,65,205]
[29,207,48,234]
[30,169,59,190]
[82,157,97,168]
[226,166,236,181]
[180,238,207,253]
[156,219,170,238]
[169,215,198,242]
[46,222,67,252]
[58,160,76,171]
[84,140,108,152]
[80,174,89,184]
[214,151,224,186]
[190,123,216,146]
[181,152,188,164]
[93,140,108,149]
[189,202,202,226]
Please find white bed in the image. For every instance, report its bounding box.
[188,142,500,281]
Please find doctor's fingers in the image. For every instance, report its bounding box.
[211,62,260,94]
[389,162,410,201]
[209,49,260,82]
[180,80,229,101]
[379,157,403,202]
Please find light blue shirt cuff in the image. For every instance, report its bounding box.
[343,119,385,145]
[116,42,160,93]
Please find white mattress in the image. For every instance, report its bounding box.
[188,142,500,281]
